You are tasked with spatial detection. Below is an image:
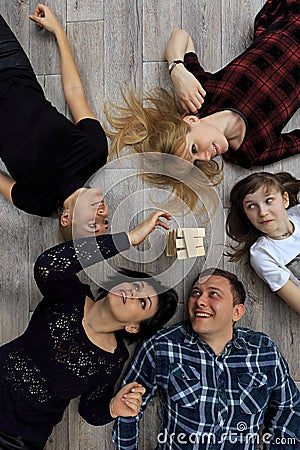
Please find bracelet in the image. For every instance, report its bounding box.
[168,60,184,74]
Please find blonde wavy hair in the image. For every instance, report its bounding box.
[104,88,223,215]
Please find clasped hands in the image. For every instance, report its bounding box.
[109,382,146,418]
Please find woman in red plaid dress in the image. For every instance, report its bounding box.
[106,0,299,211]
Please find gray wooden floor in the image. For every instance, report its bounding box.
[1,1,299,449]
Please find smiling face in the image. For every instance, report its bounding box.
[108,281,159,329]
[188,275,245,352]
[181,116,229,165]
[72,188,109,238]
[242,186,290,237]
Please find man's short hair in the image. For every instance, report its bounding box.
[191,268,246,306]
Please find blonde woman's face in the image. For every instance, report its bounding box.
[181,116,229,165]
[72,188,109,238]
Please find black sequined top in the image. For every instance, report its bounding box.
[0,233,130,442]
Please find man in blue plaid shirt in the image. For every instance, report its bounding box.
[113,268,300,450]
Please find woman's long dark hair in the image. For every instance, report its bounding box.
[226,172,300,262]
[96,268,178,341]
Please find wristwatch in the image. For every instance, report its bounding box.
[168,60,184,74]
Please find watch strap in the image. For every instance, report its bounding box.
[168,60,184,74]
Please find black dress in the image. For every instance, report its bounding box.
[0,15,108,216]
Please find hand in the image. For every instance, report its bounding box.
[128,210,172,246]
[171,64,206,113]
[109,382,146,418]
[29,4,63,36]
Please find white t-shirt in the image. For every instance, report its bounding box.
[250,205,300,292]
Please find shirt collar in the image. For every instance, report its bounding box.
[183,324,248,353]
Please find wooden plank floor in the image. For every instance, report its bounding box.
[1,1,299,449]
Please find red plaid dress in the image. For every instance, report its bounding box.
[184,0,300,168]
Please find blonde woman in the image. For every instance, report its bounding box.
[106,0,299,211]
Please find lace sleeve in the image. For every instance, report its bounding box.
[34,233,130,295]
[78,382,115,426]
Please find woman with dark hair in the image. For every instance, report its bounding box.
[0,211,178,450]
[226,172,300,313]
[106,0,299,212]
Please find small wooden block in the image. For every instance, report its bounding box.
[177,228,205,238]
[166,228,205,259]
[177,246,205,260]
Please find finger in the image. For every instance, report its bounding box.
[34,5,41,15]
[124,399,141,411]
[29,15,44,28]
[198,85,206,97]
[122,381,143,393]
[122,395,143,407]
[161,212,172,220]
[191,100,203,111]
[129,386,146,395]
[29,15,40,23]
[180,99,190,113]
[154,214,171,223]
[124,390,145,399]
[195,91,205,104]
[187,101,199,114]
[155,219,170,230]
[189,95,203,110]
[128,381,143,388]
[35,4,46,17]
[154,210,172,220]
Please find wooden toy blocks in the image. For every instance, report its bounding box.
[166,228,205,259]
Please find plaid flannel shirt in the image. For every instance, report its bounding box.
[113,325,300,450]
[183,0,300,168]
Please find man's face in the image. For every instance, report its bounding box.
[188,275,244,345]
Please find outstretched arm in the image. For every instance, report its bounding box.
[34,210,171,297]
[0,172,15,204]
[164,29,206,113]
[276,280,300,314]
[29,4,96,124]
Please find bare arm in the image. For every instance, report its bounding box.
[164,29,206,113]
[276,279,300,314]
[30,4,96,124]
[164,28,191,63]
[0,172,15,204]
[128,210,171,245]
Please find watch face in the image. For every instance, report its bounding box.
[169,61,177,72]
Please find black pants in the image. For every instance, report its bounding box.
[0,14,33,71]
[0,430,46,450]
